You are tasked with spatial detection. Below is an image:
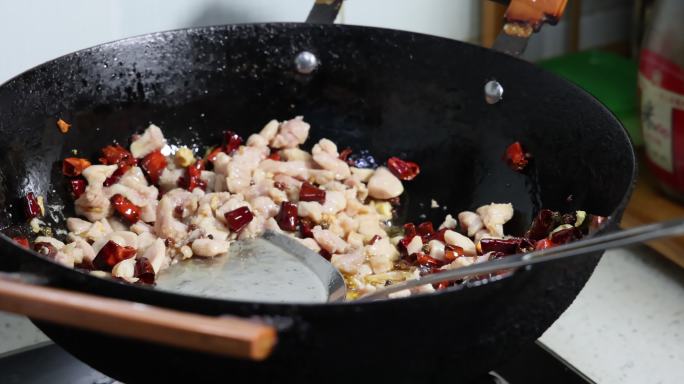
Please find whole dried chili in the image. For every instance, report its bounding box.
[93,240,136,271]
[299,182,326,204]
[225,206,254,233]
[110,194,142,224]
[23,192,41,219]
[387,157,420,181]
[140,149,167,185]
[276,202,299,232]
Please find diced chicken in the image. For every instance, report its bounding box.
[75,165,117,221]
[321,190,346,214]
[280,148,312,162]
[35,236,65,250]
[82,219,113,242]
[211,152,231,176]
[443,230,477,256]
[366,237,398,273]
[297,237,321,253]
[130,221,152,234]
[458,211,484,237]
[259,119,279,141]
[107,217,129,232]
[357,214,386,242]
[298,201,323,223]
[227,146,266,193]
[476,203,514,237]
[428,240,445,260]
[130,124,165,158]
[311,139,351,180]
[346,232,365,249]
[439,214,458,230]
[154,188,194,243]
[270,116,310,149]
[158,168,184,193]
[312,227,349,254]
[331,249,365,275]
[367,167,404,199]
[350,167,374,183]
[405,235,423,256]
[258,159,309,180]
[142,238,168,273]
[68,237,96,264]
[112,258,137,282]
[67,217,92,235]
[191,238,230,257]
[248,196,278,218]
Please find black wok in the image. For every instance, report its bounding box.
[0,20,635,384]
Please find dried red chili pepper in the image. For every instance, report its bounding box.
[69,178,86,199]
[177,160,207,191]
[431,228,448,243]
[415,252,443,267]
[504,141,530,172]
[299,182,326,204]
[93,240,136,271]
[338,147,353,162]
[99,145,136,167]
[276,201,299,232]
[110,194,141,224]
[225,206,254,233]
[274,181,286,191]
[534,238,555,250]
[444,244,464,262]
[369,235,382,245]
[267,152,281,161]
[479,238,521,256]
[140,150,167,185]
[134,257,155,284]
[103,166,124,187]
[203,147,222,163]
[549,227,582,245]
[399,223,417,250]
[417,221,435,241]
[433,281,451,290]
[224,131,243,154]
[387,156,420,181]
[34,242,57,258]
[62,157,91,177]
[12,237,29,248]
[23,192,41,219]
[525,209,559,240]
[319,249,332,260]
[299,217,314,238]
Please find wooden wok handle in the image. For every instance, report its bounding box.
[0,277,277,360]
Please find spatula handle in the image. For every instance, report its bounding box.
[0,277,277,360]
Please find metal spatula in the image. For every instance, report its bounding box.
[359,218,684,301]
[155,231,346,303]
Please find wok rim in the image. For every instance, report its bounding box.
[0,22,637,311]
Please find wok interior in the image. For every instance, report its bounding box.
[0,24,635,289]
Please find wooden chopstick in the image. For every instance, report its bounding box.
[0,277,277,360]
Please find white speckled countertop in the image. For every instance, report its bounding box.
[2,246,683,382]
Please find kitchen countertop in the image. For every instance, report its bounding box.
[2,246,683,383]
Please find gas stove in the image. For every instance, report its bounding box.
[0,341,592,384]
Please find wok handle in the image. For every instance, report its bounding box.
[306,0,343,24]
[0,276,277,361]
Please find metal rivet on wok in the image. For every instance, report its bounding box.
[484,80,504,104]
[294,51,319,75]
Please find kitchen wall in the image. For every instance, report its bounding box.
[0,0,480,84]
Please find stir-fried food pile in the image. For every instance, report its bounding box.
[12,117,604,299]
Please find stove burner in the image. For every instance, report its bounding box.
[0,342,593,384]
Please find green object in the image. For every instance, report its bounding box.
[538,50,641,146]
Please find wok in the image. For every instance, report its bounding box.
[0,2,636,383]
